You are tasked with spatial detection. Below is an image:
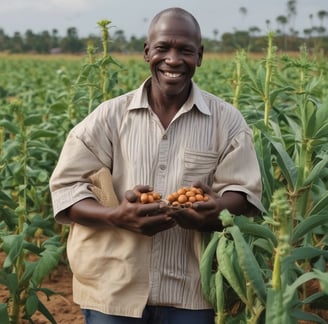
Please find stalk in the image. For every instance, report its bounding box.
[264,32,276,127]
[232,50,246,108]
[87,40,96,114]
[10,109,28,323]
[97,19,111,101]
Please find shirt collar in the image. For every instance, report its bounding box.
[127,78,211,116]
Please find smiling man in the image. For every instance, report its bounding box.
[50,7,263,324]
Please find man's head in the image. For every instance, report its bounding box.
[144,8,203,98]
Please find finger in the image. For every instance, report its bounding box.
[133,184,153,193]
[137,202,169,217]
[125,190,139,202]
[141,217,176,235]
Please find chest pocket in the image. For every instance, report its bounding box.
[183,148,219,186]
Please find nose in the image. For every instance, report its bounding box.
[165,49,182,65]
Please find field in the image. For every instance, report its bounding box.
[1,41,328,323]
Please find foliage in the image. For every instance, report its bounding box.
[200,36,328,323]
[1,27,328,322]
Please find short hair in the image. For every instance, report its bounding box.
[148,7,202,42]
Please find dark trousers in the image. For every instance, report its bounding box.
[82,306,215,324]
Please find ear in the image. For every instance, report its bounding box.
[197,45,204,67]
[144,41,150,62]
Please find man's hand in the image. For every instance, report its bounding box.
[167,182,249,232]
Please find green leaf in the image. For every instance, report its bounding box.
[50,102,68,113]
[313,269,328,294]
[0,304,10,324]
[308,190,328,217]
[303,154,328,186]
[0,271,19,295]
[2,234,25,268]
[36,300,57,324]
[30,240,65,286]
[0,120,20,134]
[24,114,42,126]
[234,215,277,246]
[25,293,39,317]
[292,213,328,244]
[29,129,58,140]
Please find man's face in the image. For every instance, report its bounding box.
[144,14,203,98]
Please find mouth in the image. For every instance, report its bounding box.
[163,71,183,78]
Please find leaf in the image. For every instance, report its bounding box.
[30,240,65,287]
[50,102,68,113]
[0,304,10,324]
[36,300,57,324]
[292,213,328,244]
[0,271,18,295]
[25,293,39,317]
[0,120,20,134]
[313,269,328,294]
[234,215,277,246]
[284,247,328,267]
[291,309,327,324]
[29,129,58,140]
[24,114,42,126]
[303,154,328,186]
[308,190,328,217]
[2,234,25,268]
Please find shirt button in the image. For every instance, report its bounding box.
[159,164,166,170]
[162,134,168,140]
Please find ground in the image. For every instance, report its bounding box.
[31,263,84,324]
[0,253,328,323]
[0,256,84,324]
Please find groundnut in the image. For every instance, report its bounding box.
[166,186,209,207]
[139,191,162,204]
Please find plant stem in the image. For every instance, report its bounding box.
[264,32,275,127]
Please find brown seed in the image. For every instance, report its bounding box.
[166,194,176,203]
[195,194,204,201]
[140,193,149,204]
[177,188,186,195]
[147,194,154,203]
[186,190,195,197]
[188,196,196,203]
[178,194,188,204]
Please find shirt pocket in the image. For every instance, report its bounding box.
[183,148,218,186]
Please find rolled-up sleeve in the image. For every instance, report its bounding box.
[50,105,113,223]
[212,129,264,212]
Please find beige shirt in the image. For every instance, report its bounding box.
[50,79,263,317]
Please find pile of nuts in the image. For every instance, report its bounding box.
[166,186,209,207]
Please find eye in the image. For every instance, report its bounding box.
[155,45,168,52]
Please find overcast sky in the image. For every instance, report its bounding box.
[0,0,327,38]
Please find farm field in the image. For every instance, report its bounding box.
[1,40,328,323]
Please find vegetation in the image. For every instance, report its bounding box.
[1,16,328,324]
[0,1,328,54]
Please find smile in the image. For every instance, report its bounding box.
[163,72,183,78]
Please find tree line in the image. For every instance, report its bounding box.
[0,3,327,55]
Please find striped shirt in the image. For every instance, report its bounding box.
[50,78,263,317]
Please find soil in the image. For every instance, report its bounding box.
[0,252,327,324]
[0,255,84,324]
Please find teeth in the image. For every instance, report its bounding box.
[164,72,181,78]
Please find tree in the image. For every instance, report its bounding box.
[60,27,84,53]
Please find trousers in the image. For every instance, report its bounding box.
[82,306,215,324]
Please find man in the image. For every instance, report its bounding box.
[50,7,263,324]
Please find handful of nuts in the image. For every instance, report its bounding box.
[136,186,209,208]
[139,191,162,204]
[166,186,209,208]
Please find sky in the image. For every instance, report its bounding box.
[0,0,327,39]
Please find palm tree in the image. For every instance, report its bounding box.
[276,15,288,50]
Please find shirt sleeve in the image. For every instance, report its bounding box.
[212,128,264,213]
[49,105,113,224]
